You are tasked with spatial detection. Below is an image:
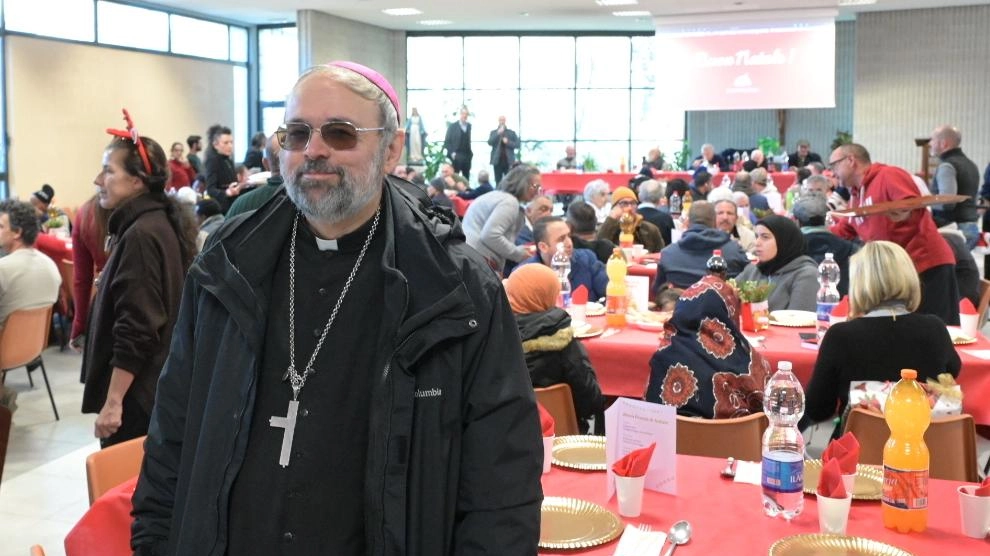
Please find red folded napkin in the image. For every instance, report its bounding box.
[572,284,588,306]
[612,443,656,477]
[822,432,860,475]
[960,298,978,315]
[975,476,990,497]
[831,296,849,317]
[537,402,554,437]
[817,457,848,498]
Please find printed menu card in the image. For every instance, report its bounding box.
[605,398,677,499]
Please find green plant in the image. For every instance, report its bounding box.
[670,141,691,171]
[582,154,598,172]
[830,130,853,151]
[729,279,773,303]
[756,136,781,157]
[421,141,450,180]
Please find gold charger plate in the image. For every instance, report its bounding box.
[552,435,607,471]
[539,496,623,550]
[803,460,883,500]
[769,533,914,556]
[573,324,604,339]
[947,326,977,345]
[769,310,817,327]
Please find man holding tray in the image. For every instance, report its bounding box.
[828,143,959,325]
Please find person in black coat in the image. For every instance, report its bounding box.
[792,193,859,296]
[636,179,675,246]
[505,264,604,433]
[444,106,473,178]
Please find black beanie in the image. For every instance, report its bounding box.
[33,184,55,205]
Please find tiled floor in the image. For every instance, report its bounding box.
[2,339,989,556]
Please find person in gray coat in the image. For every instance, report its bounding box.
[736,215,819,312]
[462,164,541,274]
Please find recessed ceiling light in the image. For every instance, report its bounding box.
[596,0,638,6]
[838,0,877,5]
[612,10,650,17]
[418,19,453,26]
[382,8,423,16]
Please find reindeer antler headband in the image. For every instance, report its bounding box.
[105,108,152,175]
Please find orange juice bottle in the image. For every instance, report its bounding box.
[882,369,931,533]
[605,248,628,328]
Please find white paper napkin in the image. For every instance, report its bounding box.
[733,460,763,486]
[612,524,667,556]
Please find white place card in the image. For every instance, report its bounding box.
[605,398,677,500]
[626,275,650,313]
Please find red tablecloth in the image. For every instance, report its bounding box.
[540,172,637,194]
[580,316,990,426]
[541,454,986,555]
[65,476,136,556]
[655,171,798,191]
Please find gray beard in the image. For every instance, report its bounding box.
[284,147,385,224]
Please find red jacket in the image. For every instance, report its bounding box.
[167,158,197,191]
[831,163,954,274]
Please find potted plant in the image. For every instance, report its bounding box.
[582,154,598,172]
[730,279,773,332]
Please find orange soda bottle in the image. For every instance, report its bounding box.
[882,369,930,533]
[605,248,628,328]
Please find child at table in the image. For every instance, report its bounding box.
[655,285,683,313]
[504,264,604,434]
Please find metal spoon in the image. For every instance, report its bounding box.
[663,520,692,556]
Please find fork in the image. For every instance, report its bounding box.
[632,524,657,555]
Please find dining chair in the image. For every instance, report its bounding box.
[0,405,11,483]
[86,435,146,505]
[976,279,990,328]
[675,412,769,462]
[843,407,979,482]
[534,384,580,436]
[0,306,59,420]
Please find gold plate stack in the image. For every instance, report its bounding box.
[552,435,607,471]
[769,533,914,556]
[539,497,623,550]
[802,460,883,500]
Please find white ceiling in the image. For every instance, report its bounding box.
[150,0,990,29]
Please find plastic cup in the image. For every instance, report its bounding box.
[632,244,645,259]
[816,492,853,535]
[841,473,856,497]
[567,304,587,326]
[543,436,554,474]
[959,313,979,338]
[614,475,646,517]
[957,485,990,538]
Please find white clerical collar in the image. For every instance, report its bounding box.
[314,237,339,251]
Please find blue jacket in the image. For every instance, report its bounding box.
[653,225,749,292]
[516,248,608,301]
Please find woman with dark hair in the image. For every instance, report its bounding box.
[242,131,266,170]
[462,164,541,274]
[645,275,770,418]
[82,111,198,447]
[204,124,240,213]
[69,194,112,351]
[735,214,818,312]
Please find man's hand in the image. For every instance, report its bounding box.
[609,205,624,220]
[95,399,123,439]
[226,182,242,197]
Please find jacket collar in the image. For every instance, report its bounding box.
[106,192,170,249]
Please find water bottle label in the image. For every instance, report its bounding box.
[816,302,836,327]
[882,466,928,510]
[761,455,804,493]
[561,291,572,309]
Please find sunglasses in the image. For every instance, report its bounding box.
[276,121,385,151]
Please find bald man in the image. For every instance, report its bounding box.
[929,124,980,248]
[488,115,519,183]
[225,133,283,217]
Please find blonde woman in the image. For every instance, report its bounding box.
[801,241,960,436]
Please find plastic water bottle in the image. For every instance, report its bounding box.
[551,242,571,308]
[761,361,805,520]
[882,369,930,533]
[669,191,682,216]
[816,253,841,342]
[720,174,731,188]
[706,249,727,280]
[781,153,790,171]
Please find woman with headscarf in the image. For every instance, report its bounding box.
[504,264,603,433]
[82,111,198,447]
[645,274,770,418]
[735,214,818,312]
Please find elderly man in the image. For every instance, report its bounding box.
[515,194,554,245]
[788,140,822,169]
[691,143,728,172]
[750,168,782,213]
[557,145,577,170]
[712,197,755,252]
[516,216,608,300]
[583,178,611,225]
[732,171,771,215]
[488,115,519,183]
[929,125,980,249]
[456,169,494,200]
[131,62,542,554]
[792,193,858,296]
[444,106,473,178]
[636,179,674,246]
[829,143,959,324]
[803,174,846,212]
[652,201,748,292]
[743,149,768,172]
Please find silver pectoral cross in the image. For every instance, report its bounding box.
[269,399,299,468]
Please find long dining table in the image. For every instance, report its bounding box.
[539,171,798,195]
[579,315,990,427]
[540,454,987,555]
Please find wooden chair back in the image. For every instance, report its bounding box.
[676,412,769,462]
[0,306,51,370]
[976,278,990,328]
[534,384,580,436]
[86,435,146,504]
[843,407,979,482]
[0,405,11,483]
[56,259,74,314]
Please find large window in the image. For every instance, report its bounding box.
[97,1,169,51]
[258,26,298,135]
[407,34,657,175]
[5,0,95,42]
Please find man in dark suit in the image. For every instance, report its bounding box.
[488,116,518,184]
[636,179,674,247]
[788,139,823,169]
[444,106,473,179]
